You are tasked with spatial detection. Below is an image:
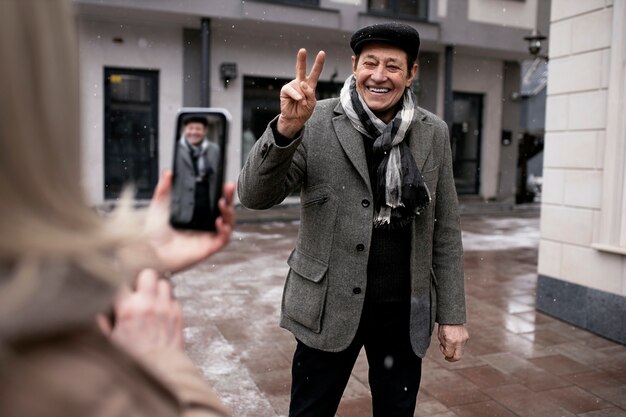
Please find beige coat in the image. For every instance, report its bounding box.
[239,98,466,358]
[0,265,230,417]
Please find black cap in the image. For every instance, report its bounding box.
[182,115,209,127]
[350,22,420,65]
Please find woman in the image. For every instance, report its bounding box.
[0,1,234,416]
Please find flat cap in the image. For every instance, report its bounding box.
[350,22,420,64]
[182,115,209,127]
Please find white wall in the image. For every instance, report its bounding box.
[538,0,626,297]
[468,0,539,29]
[453,55,504,200]
[77,18,182,204]
[438,0,448,18]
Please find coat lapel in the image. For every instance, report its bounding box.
[332,102,372,193]
[408,108,435,172]
[178,142,194,171]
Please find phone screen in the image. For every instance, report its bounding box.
[169,108,230,231]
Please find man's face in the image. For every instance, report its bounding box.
[184,122,208,145]
[352,42,418,123]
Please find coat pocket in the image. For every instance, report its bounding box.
[282,249,329,333]
[297,184,338,263]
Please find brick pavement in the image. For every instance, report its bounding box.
[173,212,626,417]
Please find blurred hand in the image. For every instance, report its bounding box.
[277,48,325,138]
[99,269,183,356]
[147,170,235,274]
[437,324,469,362]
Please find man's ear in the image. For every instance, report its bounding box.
[406,63,418,87]
[352,55,358,74]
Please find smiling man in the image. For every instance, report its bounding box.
[171,115,221,230]
[239,23,468,417]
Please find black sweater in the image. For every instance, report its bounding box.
[362,135,412,306]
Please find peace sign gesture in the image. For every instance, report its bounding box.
[277,48,326,139]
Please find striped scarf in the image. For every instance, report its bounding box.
[181,136,213,182]
[340,75,431,227]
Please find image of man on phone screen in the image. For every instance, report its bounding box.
[171,115,221,230]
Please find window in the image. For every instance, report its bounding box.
[242,76,340,167]
[368,0,428,20]
[241,76,340,197]
[104,68,159,200]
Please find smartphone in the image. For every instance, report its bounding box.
[169,108,230,231]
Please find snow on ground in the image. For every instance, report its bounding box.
[173,214,541,416]
[462,216,540,251]
[174,222,296,417]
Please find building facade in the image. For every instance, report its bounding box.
[73,0,550,205]
[537,0,626,344]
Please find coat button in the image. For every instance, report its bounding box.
[361,199,370,207]
[353,287,362,295]
[261,143,269,156]
[356,244,365,252]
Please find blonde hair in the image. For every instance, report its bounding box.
[0,0,147,309]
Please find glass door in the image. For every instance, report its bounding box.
[104,68,159,200]
[451,92,483,195]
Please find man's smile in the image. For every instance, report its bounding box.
[367,86,391,94]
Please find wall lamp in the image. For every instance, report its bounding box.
[524,29,549,61]
[220,62,237,88]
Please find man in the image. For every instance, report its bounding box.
[171,115,221,230]
[239,23,468,417]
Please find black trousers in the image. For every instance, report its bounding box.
[288,302,422,417]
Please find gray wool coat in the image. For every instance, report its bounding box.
[171,140,221,224]
[238,98,466,358]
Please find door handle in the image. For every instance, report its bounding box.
[149,128,156,158]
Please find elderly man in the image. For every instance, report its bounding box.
[171,115,221,230]
[239,23,468,417]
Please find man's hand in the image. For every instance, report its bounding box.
[278,48,325,138]
[146,170,235,274]
[437,324,469,362]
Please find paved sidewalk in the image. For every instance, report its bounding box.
[173,212,626,417]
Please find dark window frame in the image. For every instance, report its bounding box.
[103,67,159,200]
[450,92,483,195]
[367,0,429,22]
[241,75,341,167]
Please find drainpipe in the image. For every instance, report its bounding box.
[201,18,211,107]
